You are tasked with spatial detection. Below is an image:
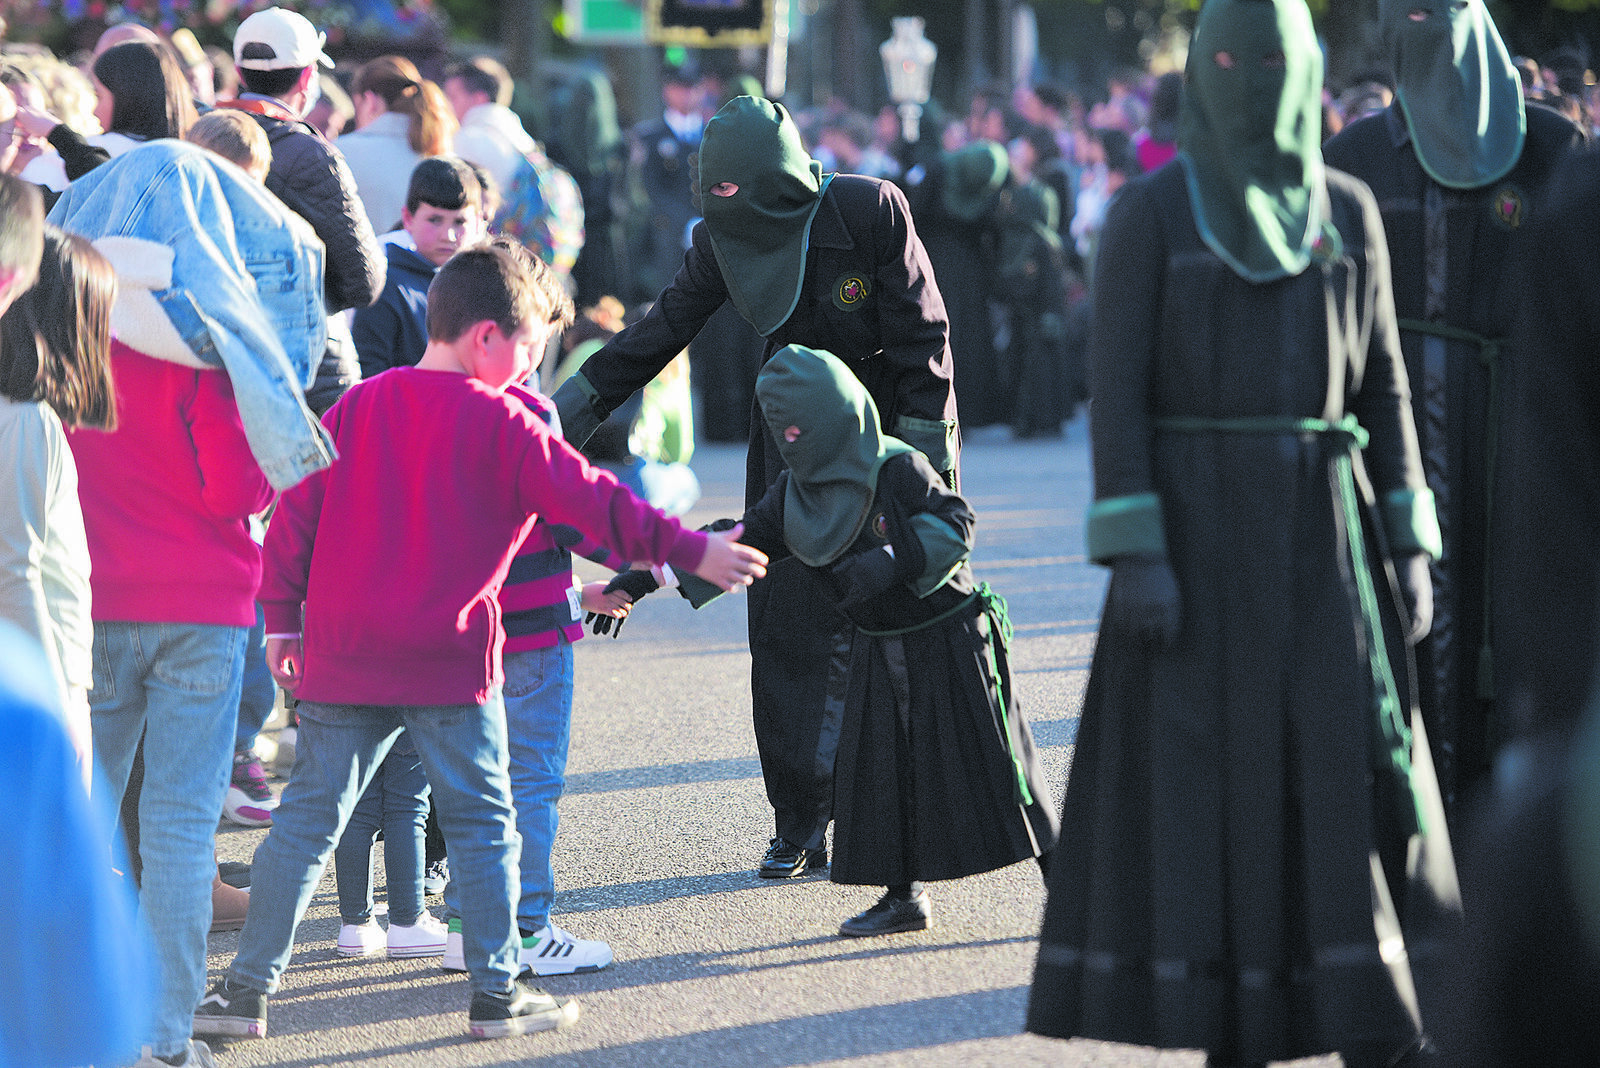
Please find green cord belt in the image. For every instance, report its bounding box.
[1155,413,1423,835]
[1398,316,1500,701]
[856,583,1035,807]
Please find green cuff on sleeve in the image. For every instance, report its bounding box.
[1381,488,1443,560]
[908,513,969,598]
[893,415,958,476]
[551,371,608,449]
[1085,493,1166,564]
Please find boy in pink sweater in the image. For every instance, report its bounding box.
[194,241,766,1041]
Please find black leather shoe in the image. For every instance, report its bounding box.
[839,888,932,937]
[758,837,827,878]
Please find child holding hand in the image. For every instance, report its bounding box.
[194,240,765,1043]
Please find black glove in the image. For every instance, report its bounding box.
[1395,553,1433,643]
[1106,552,1181,649]
[830,547,901,609]
[586,570,661,638]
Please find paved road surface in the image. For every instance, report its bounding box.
[209,416,1340,1068]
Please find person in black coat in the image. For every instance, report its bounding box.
[1322,0,1585,813]
[553,96,958,880]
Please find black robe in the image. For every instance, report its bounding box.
[726,451,1058,886]
[1027,162,1458,1067]
[1493,145,1600,739]
[1323,103,1583,807]
[555,174,959,853]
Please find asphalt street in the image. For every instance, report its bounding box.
[208,414,1342,1068]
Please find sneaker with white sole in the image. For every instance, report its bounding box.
[132,1039,219,1066]
[520,923,613,975]
[466,970,580,1039]
[441,916,465,972]
[337,919,385,957]
[388,912,449,958]
[222,750,277,828]
[192,978,267,1039]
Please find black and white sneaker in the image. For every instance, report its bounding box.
[466,971,580,1039]
[192,978,267,1039]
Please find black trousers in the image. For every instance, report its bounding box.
[747,556,850,851]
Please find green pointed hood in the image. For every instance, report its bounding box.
[941,141,1009,221]
[1381,0,1525,189]
[756,345,915,567]
[1178,0,1327,283]
[698,97,828,336]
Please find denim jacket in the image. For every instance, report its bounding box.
[49,140,335,490]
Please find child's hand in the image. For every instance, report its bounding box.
[693,523,768,592]
[266,636,304,691]
[581,580,632,616]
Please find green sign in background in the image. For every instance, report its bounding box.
[560,0,646,42]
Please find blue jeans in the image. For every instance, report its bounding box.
[332,729,429,926]
[235,604,274,753]
[90,620,246,1058]
[227,694,522,996]
[490,643,573,935]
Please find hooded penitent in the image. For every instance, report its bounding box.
[697,96,829,336]
[756,345,913,566]
[1178,0,1326,283]
[1381,0,1525,189]
[941,141,1009,222]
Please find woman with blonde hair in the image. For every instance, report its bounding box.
[337,55,456,233]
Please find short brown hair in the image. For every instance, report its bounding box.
[426,239,574,343]
[187,110,272,179]
[444,56,512,108]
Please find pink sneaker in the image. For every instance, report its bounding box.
[223,750,277,828]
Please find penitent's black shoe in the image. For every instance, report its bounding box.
[839,888,932,938]
[758,837,827,878]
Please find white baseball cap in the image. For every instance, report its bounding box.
[233,8,334,71]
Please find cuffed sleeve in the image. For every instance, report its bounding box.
[1381,487,1443,560]
[907,513,967,597]
[1086,492,1166,564]
[551,370,608,450]
[893,414,959,477]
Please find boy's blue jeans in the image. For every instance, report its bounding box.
[227,694,522,996]
[90,620,247,1059]
[235,604,274,754]
[497,642,574,935]
[333,728,429,926]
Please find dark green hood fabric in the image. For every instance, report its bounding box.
[942,141,1009,221]
[698,97,827,336]
[757,345,916,566]
[1381,0,1525,189]
[1178,0,1326,283]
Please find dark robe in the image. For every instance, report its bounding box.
[554,174,958,854]
[722,451,1057,885]
[1493,144,1600,739]
[1323,102,1583,808]
[1027,162,1458,1067]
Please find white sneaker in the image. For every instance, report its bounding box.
[133,1039,219,1066]
[388,912,449,958]
[337,919,385,957]
[520,923,613,975]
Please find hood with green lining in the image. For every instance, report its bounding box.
[756,345,915,567]
[1381,0,1525,189]
[698,97,827,336]
[1178,0,1327,283]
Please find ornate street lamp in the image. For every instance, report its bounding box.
[881,16,936,143]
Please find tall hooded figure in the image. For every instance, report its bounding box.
[1027,1,1460,1065]
[1324,0,1584,812]
[552,96,959,880]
